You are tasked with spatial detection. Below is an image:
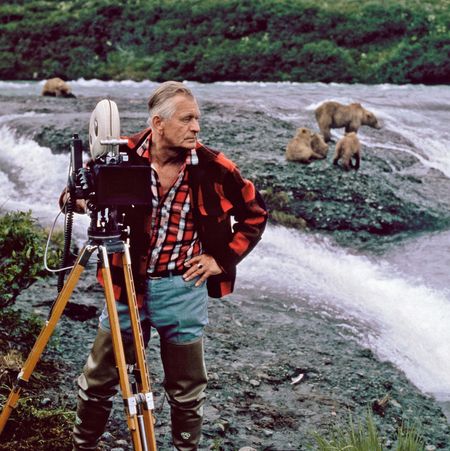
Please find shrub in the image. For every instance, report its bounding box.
[0,397,74,451]
[376,36,450,84]
[0,211,61,308]
[0,0,448,83]
[291,40,357,82]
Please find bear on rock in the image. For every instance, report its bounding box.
[315,101,380,142]
[41,77,76,98]
[333,132,361,170]
[286,127,328,164]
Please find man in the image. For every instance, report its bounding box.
[71,81,267,450]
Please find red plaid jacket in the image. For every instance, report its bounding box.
[99,128,268,306]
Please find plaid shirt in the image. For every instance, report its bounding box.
[98,128,268,305]
[135,137,202,274]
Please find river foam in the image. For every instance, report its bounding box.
[0,126,89,235]
[239,225,450,402]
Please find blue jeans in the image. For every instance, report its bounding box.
[99,274,209,344]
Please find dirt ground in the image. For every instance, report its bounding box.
[1,261,448,450]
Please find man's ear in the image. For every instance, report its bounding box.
[152,115,164,135]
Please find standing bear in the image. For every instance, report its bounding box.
[286,127,328,163]
[41,77,76,98]
[333,132,361,170]
[315,101,380,142]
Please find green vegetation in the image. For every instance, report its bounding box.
[0,309,73,451]
[0,308,44,352]
[0,301,72,451]
[0,0,448,83]
[261,187,308,229]
[0,211,62,308]
[0,210,71,450]
[0,401,74,451]
[312,410,425,450]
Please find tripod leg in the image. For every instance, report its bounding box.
[122,244,157,451]
[0,244,96,435]
[98,246,143,451]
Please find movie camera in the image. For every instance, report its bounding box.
[67,99,151,240]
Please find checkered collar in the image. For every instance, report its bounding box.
[136,131,199,166]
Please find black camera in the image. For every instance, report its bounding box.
[68,99,151,239]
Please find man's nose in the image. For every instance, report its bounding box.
[191,118,200,133]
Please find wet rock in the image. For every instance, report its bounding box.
[372,393,391,417]
[214,420,231,435]
[63,302,99,321]
[6,93,450,250]
[2,90,450,448]
[100,432,114,442]
[40,397,51,406]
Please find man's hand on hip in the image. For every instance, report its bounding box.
[183,254,223,287]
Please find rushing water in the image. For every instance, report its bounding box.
[0,80,449,415]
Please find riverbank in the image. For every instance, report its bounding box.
[3,92,450,252]
[1,81,450,450]
[1,264,449,450]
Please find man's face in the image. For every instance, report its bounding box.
[160,95,201,151]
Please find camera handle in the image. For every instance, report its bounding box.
[0,239,158,451]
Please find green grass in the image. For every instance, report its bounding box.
[312,411,425,451]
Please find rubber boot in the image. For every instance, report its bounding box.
[72,327,135,450]
[160,338,208,451]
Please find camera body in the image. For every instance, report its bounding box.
[68,99,151,239]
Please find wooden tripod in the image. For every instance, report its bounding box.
[0,239,157,451]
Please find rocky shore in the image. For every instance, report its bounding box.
[2,93,450,251]
[2,263,448,450]
[1,89,450,450]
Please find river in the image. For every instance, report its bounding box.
[0,79,449,419]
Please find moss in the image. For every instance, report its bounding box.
[270,210,308,229]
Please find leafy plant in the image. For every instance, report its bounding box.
[0,211,62,308]
[0,397,74,451]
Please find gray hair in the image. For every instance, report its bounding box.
[147,81,196,126]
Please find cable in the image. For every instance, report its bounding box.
[43,195,75,274]
[44,158,75,276]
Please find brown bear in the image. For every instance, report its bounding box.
[41,77,76,98]
[311,132,328,158]
[286,127,327,164]
[333,132,361,170]
[315,101,380,142]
